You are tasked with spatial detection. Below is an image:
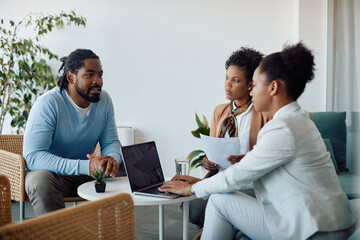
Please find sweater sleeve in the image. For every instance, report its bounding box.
[98,94,122,163]
[23,94,90,175]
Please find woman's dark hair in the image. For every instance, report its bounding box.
[259,42,315,100]
[57,49,100,92]
[225,47,264,84]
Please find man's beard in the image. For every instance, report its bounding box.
[75,81,101,103]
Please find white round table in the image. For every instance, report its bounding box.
[78,177,196,240]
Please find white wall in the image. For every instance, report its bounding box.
[297,0,328,111]
[0,0,327,176]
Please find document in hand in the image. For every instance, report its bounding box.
[200,134,241,170]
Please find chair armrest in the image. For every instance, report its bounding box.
[93,143,101,157]
[0,174,12,226]
[0,150,27,202]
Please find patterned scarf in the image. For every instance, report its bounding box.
[217,100,251,138]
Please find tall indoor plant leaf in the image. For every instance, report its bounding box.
[188,113,210,169]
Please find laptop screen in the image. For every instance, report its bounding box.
[121,141,165,192]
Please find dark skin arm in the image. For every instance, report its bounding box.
[227,154,245,164]
[202,156,219,171]
[160,155,246,195]
[158,175,202,195]
[203,154,245,179]
[171,175,202,184]
[202,156,219,178]
[159,180,192,196]
[87,154,119,178]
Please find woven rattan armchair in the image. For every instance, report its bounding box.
[0,134,101,221]
[0,193,135,240]
[0,174,12,226]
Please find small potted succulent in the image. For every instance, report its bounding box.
[92,168,107,193]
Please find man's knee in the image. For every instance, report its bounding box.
[25,170,66,215]
[25,170,58,196]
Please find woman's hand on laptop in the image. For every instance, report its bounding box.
[159,181,192,196]
[171,175,201,184]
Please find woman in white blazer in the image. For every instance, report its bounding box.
[160,42,354,240]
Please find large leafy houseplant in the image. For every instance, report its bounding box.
[188,113,210,169]
[0,11,86,133]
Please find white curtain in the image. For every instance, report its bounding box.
[328,0,360,173]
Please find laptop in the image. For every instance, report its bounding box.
[121,141,180,199]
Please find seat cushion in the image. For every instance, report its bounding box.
[309,112,347,172]
[338,172,360,199]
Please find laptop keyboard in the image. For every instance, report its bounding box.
[136,184,181,198]
[141,185,161,194]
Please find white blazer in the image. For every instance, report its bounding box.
[194,101,354,240]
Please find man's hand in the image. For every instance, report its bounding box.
[88,154,119,178]
[158,181,192,196]
[202,156,219,171]
[103,157,119,177]
[227,154,245,165]
[171,175,201,184]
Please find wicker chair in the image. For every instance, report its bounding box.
[0,134,100,221]
[0,174,12,226]
[0,193,135,240]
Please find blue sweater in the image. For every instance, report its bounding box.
[23,87,122,175]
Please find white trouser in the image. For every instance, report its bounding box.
[200,192,272,240]
[200,192,353,240]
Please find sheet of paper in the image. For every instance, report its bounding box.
[200,134,240,170]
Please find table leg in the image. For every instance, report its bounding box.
[183,201,189,240]
[159,204,164,240]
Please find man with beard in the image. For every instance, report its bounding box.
[23,49,122,216]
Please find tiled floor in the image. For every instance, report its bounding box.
[11,201,199,240]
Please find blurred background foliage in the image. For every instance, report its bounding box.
[0,11,86,133]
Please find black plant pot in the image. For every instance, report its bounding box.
[95,182,106,193]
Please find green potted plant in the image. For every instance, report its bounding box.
[0,11,86,133]
[92,168,107,193]
[188,113,210,169]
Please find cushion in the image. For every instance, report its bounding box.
[338,172,360,199]
[323,138,339,173]
[309,112,348,172]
